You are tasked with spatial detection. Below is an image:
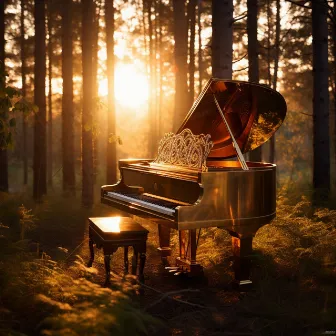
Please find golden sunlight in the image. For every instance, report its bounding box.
[96,217,121,233]
[99,63,149,108]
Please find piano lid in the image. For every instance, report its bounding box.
[177,78,287,159]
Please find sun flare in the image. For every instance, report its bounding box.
[99,63,149,108]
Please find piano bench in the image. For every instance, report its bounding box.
[87,217,149,286]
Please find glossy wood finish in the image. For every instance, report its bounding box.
[87,217,148,285]
[100,79,286,289]
[101,160,276,288]
[177,78,287,158]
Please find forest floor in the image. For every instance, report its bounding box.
[1,191,336,336]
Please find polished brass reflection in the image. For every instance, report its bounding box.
[177,161,276,232]
[101,77,286,287]
[178,78,287,159]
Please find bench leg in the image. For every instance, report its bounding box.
[124,246,129,274]
[104,255,111,287]
[132,247,138,276]
[87,238,94,267]
[139,252,146,282]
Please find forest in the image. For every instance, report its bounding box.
[0,0,336,335]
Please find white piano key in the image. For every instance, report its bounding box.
[106,192,176,217]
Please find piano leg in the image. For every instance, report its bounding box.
[179,230,187,259]
[157,224,171,265]
[230,232,253,290]
[176,229,203,276]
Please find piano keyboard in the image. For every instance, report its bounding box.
[106,192,182,216]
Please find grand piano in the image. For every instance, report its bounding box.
[101,78,287,289]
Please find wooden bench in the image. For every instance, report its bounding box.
[87,217,149,286]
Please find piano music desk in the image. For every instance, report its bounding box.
[87,217,149,286]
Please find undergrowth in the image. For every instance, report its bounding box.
[1,189,336,335]
[0,192,160,336]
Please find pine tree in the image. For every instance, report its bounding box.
[0,0,8,192]
[247,0,262,162]
[211,0,233,79]
[172,0,188,131]
[82,0,94,206]
[312,0,330,204]
[62,0,75,195]
[33,0,47,200]
[105,0,117,184]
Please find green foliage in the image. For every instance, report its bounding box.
[0,193,161,336]
[0,62,36,150]
[0,253,160,336]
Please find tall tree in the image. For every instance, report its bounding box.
[33,0,47,200]
[92,0,102,184]
[21,0,28,186]
[146,0,156,156]
[187,0,197,106]
[197,0,202,94]
[47,0,53,187]
[62,0,75,195]
[312,0,330,204]
[269,0,281,164]
[172,0,188,131]
[82,0,94,206]
[105,0,117,184]
[0,0,8,192]
[211,0,233,79]
[158,0,163,139]
[333,0,336,194]
[247,0,262,162]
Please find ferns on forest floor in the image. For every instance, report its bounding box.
[1,191,336,335]
[0,193,161,336]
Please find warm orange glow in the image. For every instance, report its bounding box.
[99,63,149,108]
[97,216,121,233]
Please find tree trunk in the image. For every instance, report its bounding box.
[312,0,330,204]
[158,0,163,138]
[266,0,271,87]
[62,0,75,195]
[197,0,202,94]
[247,0,262,162]
[269,0,280,164]
[147,0,156,156]
[106,0,117,184]
[173,0,188,131]
[0,0,8,192]
[92,0,101,184]
[82,0,94,206]
[21,0,28,186]
[211,0,233,79]
[47,0,53,187]
[188,0,196,106]
[333,0,336,199]
[33,0,47,201]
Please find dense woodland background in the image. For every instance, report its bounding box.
[1,0,336,335]
[0,0,335,206]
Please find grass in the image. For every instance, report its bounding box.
[0,192,161,336]
[0,184,336,335]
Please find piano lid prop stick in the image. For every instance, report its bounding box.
[212,94,249,171]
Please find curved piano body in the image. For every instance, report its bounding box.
[101,78,286,289]
[101,159,276,288]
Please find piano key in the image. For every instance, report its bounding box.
[106,192,176,216]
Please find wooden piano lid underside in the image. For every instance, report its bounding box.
[177,78,287,159]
